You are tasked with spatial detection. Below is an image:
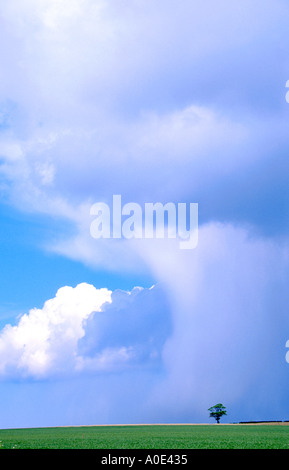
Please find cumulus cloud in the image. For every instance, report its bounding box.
[0,283,112,377]
[78,284,172,369]
[0,282,171,379]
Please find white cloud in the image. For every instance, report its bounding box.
[0,283,112,378]
[0,282,170,379]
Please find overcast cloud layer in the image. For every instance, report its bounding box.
[0,0,289,427]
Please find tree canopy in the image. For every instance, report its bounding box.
[208,403,227,423]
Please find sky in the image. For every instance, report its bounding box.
[0,0,289,428]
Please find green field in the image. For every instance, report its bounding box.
[0,424,289,449]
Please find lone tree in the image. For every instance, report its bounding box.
[208,403,227,424]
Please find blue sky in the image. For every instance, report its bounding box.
[0,0,289,428]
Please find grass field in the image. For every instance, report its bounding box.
[0,424,289,449]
